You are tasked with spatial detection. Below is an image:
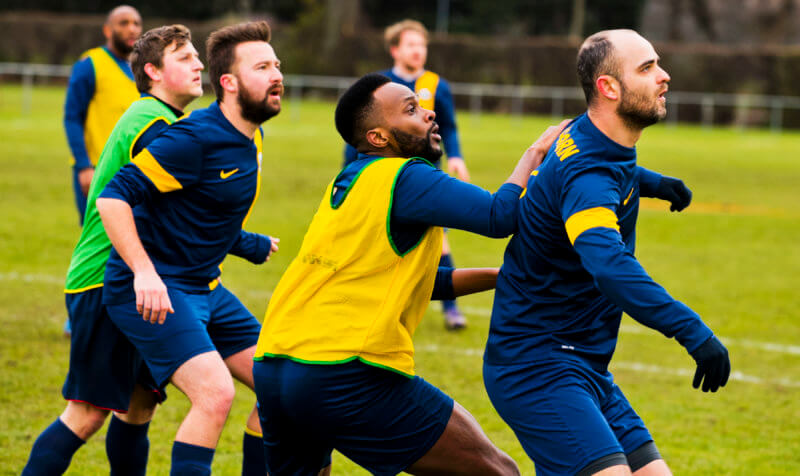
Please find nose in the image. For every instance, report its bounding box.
[272,67,284,83]
[424,107,436,122]
[658,65,670,83]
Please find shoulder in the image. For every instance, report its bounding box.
[70,55,95,78]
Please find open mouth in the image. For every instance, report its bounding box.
[430,123,441,142]
[268,84,284,99]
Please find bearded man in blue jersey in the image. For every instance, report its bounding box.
[483,30,731,476]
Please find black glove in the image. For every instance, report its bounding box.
[655,176,692,212]
[689,336,730,392]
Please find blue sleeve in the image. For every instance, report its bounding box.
[563,168,713,352]
[434,79,462,159]
[98,162,158,206]
[391,161,522,237]
[637,166,663,198]
[63,57,95,170]
[229,231,271,264]
[130,118,170,158]
[431,266,455,301]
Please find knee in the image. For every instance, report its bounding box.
[195,382,235,421]
[84,408,110,434]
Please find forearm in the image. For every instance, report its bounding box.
[575,229,713,351]
[96,198,156,276]
[229,230,271,264]
[452,267,499,297]
[637,166,663,198]
[505,146,546,188]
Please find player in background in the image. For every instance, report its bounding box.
[22,24,206,476]
[253,72,568,475]
[345,20,471,330]
[96,21,280,476]
[483,30,731,476]
[62,4,142,336]
[64,4,141,224]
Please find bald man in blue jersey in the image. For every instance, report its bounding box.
[484,30,731,476]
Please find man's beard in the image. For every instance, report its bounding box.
[111,31,133,55]
[617,80,665,130]
[391,126,442,162]
[237,82,281,124]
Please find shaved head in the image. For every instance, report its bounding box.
[576,29,635,104]
[106,5,140,25]
[103,5,142,57]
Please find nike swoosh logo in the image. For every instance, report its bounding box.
[220,168,239,179]
[623,187,634,206]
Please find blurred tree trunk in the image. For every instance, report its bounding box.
[324,0,360,54]
[569,0,585,39]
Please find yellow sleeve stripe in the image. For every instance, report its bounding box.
[564,207,619,245]
[132,149,183,193]
[128,115,170,161]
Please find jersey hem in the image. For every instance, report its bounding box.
[253,352,414,378]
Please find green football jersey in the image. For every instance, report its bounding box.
[65,96,179,292]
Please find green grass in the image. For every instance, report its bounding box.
[1,84,799,475]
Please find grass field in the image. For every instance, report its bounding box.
[1,84,799,475]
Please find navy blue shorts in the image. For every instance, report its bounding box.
[63,287,163,412]
[107,285,260,387]
[483,358,653,476]
[253,358,455,476]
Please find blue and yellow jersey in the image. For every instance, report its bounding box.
[254,158,444,377]
[100,101,265,304]
[344,68,462,165]
[486,113,713,368]
[64,46,139,169]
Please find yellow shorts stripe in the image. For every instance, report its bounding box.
[564,207,619,245]
[132,149,182,193]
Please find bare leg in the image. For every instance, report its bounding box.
[60,400,109,440]
[591,466,632,476]
[224,345,261,434]
[170,351,236,448]
[633,459,672,476]
[407,401,519,476]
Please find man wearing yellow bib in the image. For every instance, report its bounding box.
[64,5,142,225]
[344,20,472,330]
[253,73,567,475]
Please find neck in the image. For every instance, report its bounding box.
[219,98,258,139]
[148,86,189,112]
[106,43,129,61]
[586,105,642,148]
[393,64,423,80]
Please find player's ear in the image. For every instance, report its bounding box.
[596,75,620,101]
[219,73,237,96]
[143,63,161,83]
[365,127,390,149]
[102,23,112,41]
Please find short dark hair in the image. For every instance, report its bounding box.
[335,73,392,148]
[206,21,272,101]
[131,24,191,93]
[577,33,618,104]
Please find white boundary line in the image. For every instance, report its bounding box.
[4,272,798,359]
[416,344,800,388]
[461,305,800,357]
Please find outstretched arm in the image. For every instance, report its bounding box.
[638,166,692,212]
[391,120,569,238]
[431,267,499,301]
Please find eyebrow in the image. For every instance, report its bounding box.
[403,94,417,104]
[638,58,657,69]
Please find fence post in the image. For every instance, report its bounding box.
[770,98,783,133]
[22,65,33,116]
[289,77,303,121]
[701,96,714,130]
[470,85,482,127]
[551,90,564,119]
[668,96,679,128]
